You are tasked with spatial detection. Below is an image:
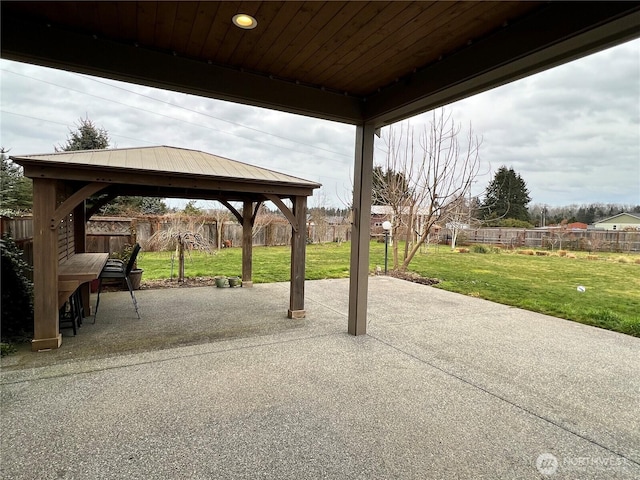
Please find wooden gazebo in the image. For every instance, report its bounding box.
[11,146,320,350]
[2,1,638,347]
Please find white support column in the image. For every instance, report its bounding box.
[348,124,376,335]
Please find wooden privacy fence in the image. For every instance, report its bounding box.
[447,228,640,252]
[86,216,135,255]
[8,215,636,260]
[87,216,351,252]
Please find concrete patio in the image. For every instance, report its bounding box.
[1,277,639,479]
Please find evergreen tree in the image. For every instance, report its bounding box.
[183,200,203,216]
[140,197,168,215]
[56,118,168,215]
[371,166,411,206]
[99,196,167,215]
[57,117,110,151]
[482,166,531,222]
[0,148,33,213]
[575,205,596,224]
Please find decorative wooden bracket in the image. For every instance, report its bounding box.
[219,200,243,225]
[50,182,109,229]
[265,194,298,233]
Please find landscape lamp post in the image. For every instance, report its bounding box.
[382,221,392,275]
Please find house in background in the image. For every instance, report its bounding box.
[567,222,588,230]
[592,212,640,231]
[370,205,394,234]
[370,205,434,239]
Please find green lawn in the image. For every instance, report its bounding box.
[137,242,640,337]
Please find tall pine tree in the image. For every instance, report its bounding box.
[482,166,531,222]
[57,117,110,151]
[55,118,167,215]
[371,166,411,206]
[0,148,32,213]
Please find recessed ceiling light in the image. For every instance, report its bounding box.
[232,14,257,30]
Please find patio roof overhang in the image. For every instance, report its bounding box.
[2,2,638,127]
[2,1,639,343]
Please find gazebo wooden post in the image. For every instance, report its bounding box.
[288,195,307,319]
[241,201,253,288]
[31,178,62,350]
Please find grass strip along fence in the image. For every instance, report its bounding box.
[137,242,640,337]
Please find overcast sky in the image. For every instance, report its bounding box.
[1,38,638,209]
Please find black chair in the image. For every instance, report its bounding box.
[59,289,83,336]
[94,243,141,321]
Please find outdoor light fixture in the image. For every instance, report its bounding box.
[232,14,257,30]
[382,221,392,275]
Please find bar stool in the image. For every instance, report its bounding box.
[59,289,83,336]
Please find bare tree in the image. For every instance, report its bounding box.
[376,109,481,271]
[553,220,570,251]
[309,187,330,243]
[207,208,233,250]
[442,194,469,250]
[144,214,215,282]
[253,203,284,245]
[373,122,418,269]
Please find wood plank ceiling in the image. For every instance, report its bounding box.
[2,1,639,125]
[1,1,539,95]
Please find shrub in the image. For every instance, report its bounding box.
[567,253,577,259]
[456,231,470,246]
[558,250,568,257]
[616,256,631,264]
[471,244,490,254]
[535,251,550,256]
[635,258,640,265]
[495,218,534,228]
[0,235,34,340]
[518,249,535,256]
[1,342,16,357]
[587,255,599,261]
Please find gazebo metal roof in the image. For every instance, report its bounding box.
[12,145,321,199]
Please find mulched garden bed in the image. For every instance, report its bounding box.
[140,277,221,289]
[387,270,440,286]
[118,272,440,291]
